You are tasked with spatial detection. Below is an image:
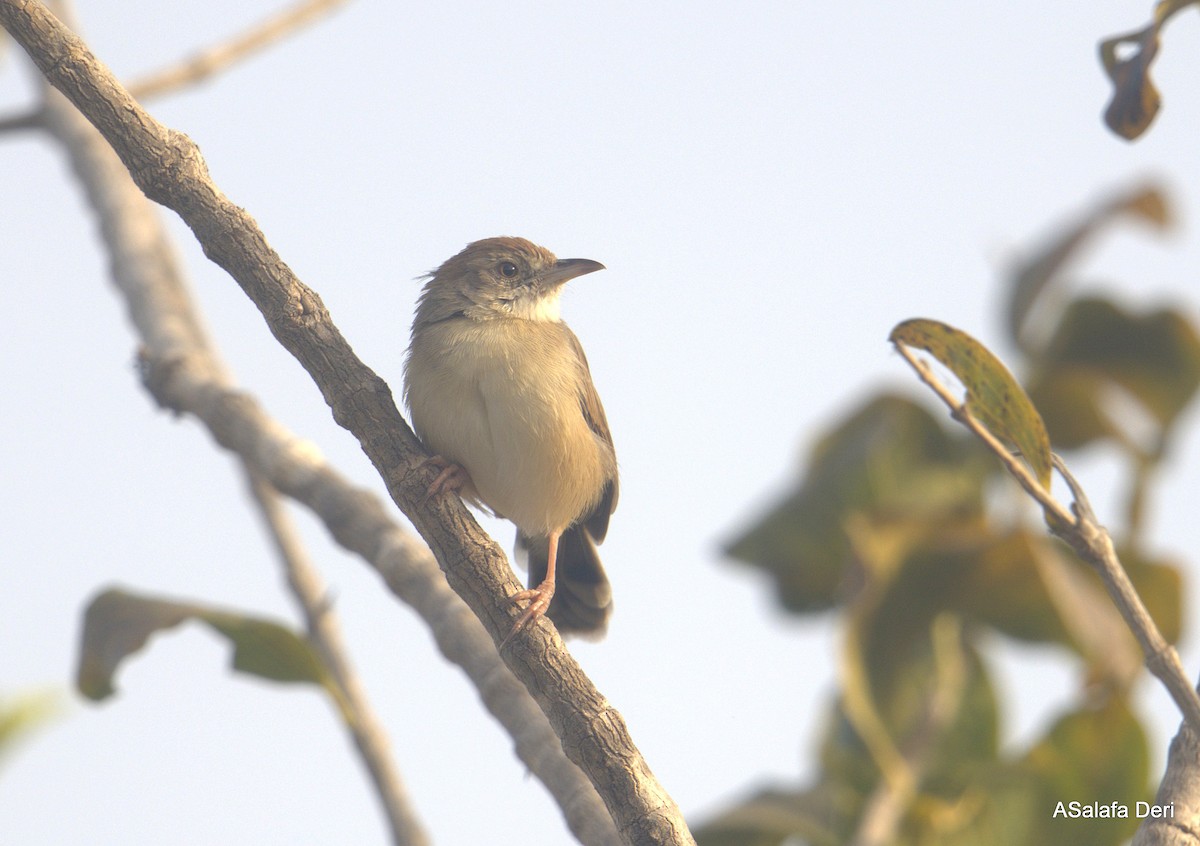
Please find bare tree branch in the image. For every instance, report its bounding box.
[22,27,621,846]
[1133,723,1200,846]
[0,2,687,842]
[244,472,430,846]
[126,0,352,101]
[892,340,1200,734]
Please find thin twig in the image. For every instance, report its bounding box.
[245,473,429,846]
[894,341,1200,734]
[127,0,352,100]
[1051,454,1097,522]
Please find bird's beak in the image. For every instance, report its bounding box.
[541,258,606,289]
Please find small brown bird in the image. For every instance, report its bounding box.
[403,237,618,640]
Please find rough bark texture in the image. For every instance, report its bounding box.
[1133,724,1200,846]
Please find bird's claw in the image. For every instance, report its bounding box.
[419,455,472,505]
[501,580,556,648]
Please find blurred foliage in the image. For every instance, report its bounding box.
[1100,0,1200,140]
[1028,298,1200,456]
[77,587,349,718]
[701,183,1195,845]
[0,689,60,770]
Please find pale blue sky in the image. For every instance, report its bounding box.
[4,2,1200,843]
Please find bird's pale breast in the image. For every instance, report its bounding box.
[405,317,614,536]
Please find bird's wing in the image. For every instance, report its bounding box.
[565,327,618,542]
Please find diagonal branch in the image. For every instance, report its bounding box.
[25,25,621,844]
[126,0,352,100]
[0,2,689,842]
[893,340,1200,734]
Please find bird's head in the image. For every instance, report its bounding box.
[415,237,604,326]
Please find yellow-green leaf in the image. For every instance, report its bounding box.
[891,319,1052,488]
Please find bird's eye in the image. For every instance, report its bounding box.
[499,261,519,279]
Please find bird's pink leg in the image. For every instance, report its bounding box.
[502,529,560,646]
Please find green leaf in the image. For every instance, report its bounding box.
[891,319,1053,488]
[957,533,1149,688]
[853,527,1078,654]
[1022,371,1111,451]
[77,587,342,708]
[845,519,983,704]
[817,634,1002,841]
[949,531,1070,645]
[692,786,847,846]
[1027,297,1200,454]
[828,616,999,783]
[200,614,333,685]
[1023,697,1149,846]
[910,769,1040,846]
[723,394,989,613]
[858,527,1149,679]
